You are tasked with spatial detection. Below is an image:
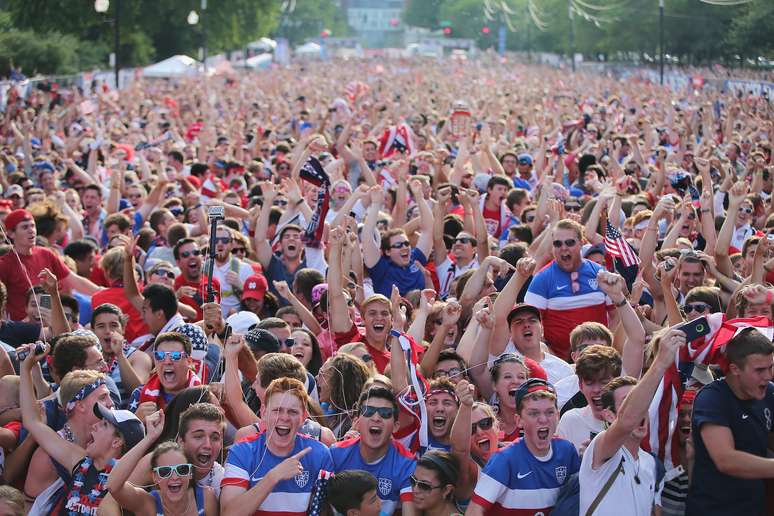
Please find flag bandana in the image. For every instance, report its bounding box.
[299,156,331,246]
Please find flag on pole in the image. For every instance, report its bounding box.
[604,221,640,268]
[298,156,331,246]
[378,124,414,159]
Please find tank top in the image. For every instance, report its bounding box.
[151,484,205,515]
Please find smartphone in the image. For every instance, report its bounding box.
[40,294,52,310]
[678,316,711,343]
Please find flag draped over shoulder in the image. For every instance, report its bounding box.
[643,314,773,468]
[378,124,414,159]
[298,156,331,246]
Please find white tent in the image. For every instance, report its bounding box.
[248,37,277,53]
[244,53,273,70]
[295,42,322,56]
[142,55,202,78]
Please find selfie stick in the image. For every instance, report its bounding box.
[206,206,225,303]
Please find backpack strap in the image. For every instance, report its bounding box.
[585,456,625,516]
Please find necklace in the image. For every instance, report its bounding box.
[61,422,75,443]
[160,488,193,516]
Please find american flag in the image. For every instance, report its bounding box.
[299,156,331,246]
[309,470,334,516]
[604,221,640,268]
[643,314,773,469]
[344,80,368,104]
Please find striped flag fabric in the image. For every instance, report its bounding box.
[604,221,640,267]
[644,314,773,469]
[309,470,335,516]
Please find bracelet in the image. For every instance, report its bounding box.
[294,199,304,207]
[389,329,402,338]
[700,209,710,213]
[614,298,628,307]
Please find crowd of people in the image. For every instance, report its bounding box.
[0,54,773,516]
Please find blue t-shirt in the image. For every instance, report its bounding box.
[330,437,416,514]
[686,380,774,516]
[368,248,427,297]
[471,438,580,514]
[222,432,334,516]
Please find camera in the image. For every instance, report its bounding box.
[207,205,225,221]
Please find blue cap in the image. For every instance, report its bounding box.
[518,153,533,166]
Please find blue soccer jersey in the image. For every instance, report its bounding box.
[471,438,580,515]
[330,437,416,515]
[222,432,334,516]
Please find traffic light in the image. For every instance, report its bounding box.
[443,27,452,36]
[482,26,490,34]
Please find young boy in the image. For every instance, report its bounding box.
[327,470,382,516]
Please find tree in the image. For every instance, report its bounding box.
[403,0,444,30]
[274,0,349,46]
[727,0,774,58]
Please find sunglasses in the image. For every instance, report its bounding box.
[359,405,395,419]
[552,238,578,248]
[274,199,289,207]
[232,247,247,254]
[738,206,753,214]
[153,463,193,478]
[410,476,443,492]
[277,165,290,170]
[683,302,710,314]
[215,237,232,244]
[455,237,474,245]
[390,241,410,249]
[360,353,373,363]
[434,367,462,378]
[169,207,185,216]
[471,416,494,434]
[154,351,188,361]
[180,249,201,258]
[565,205,581,213]
[152,269,175,280]
[525,214,536,223]
[283,338,295,348]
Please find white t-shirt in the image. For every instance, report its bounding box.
[497,342,574,385]
[557,405,604,451]
[555,373,580,409]
[212,258,255,316]
[435,256,479,298]
[579,432,657,516]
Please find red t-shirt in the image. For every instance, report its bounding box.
[91,287,150,343]
[333,323,391,374]
[173,275,221,322]
[482,205,502,238]
[0,246,71,320]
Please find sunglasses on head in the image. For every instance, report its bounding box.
[410,476,443,492]
[683,302,710,314]
[154,351,187,361]
[390,241,410,249]
[471,416,494,434]
[180,249,201,259]
[153,463,192,479]
[455,237,474,244]
[359,405,395,419]
[152,269,175,280]
[552,238,577,248]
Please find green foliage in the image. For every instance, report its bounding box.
[275,0,349,46]
[403,0,444,30]
[0,29,82,76]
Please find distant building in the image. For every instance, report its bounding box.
[343,0,406,48]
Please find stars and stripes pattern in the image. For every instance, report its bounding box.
[344,81,368,104]
[309,470,334,516]
[298,156,331,246]
[604,221,640,267]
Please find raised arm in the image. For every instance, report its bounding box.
[449,379,477,501]
[328,227,353,334]
[362,185,385,269]
[433,188,451,266]
[465,303,495,400]
[253,182,278,269]
[106,410,163,513]
[597,271,647,378]
[272,281,321,335]
[491,257,535,356]
[715,181,747,278]
[592,328,684,469]
[419,301,461,378]
[223,335,260,428]
[409,179,434,259]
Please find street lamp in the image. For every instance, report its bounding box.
[94,0,120,89]
[187,10,199,26]
[659,0,664,85]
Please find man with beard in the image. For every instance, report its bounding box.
[129,332,201,422]
[467,379,579,515]
[524,219,613,361]
[210,225,253,317]
[363,181,433,297]
[220,377,334,515]
[254,181,327,305]
[686,328,774,516]
[173,237,221,321]
[579,327,686,516]
[0,209,101,321]
[330,387,416,515]
[491,257,573,385]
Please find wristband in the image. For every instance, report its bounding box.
[614,298,627,307]
[389,329,402,338]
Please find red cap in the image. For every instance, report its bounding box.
[185,175,202,190]
[4,209,32,232]
[523,357,548,381]
[241,274,268,301]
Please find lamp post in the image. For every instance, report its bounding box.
[187,9,202,70]
[569,1,575,72]
[659,0,665,85]
[94,0,119,89]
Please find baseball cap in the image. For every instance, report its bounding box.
[518,153,533,166]
[245,328,280,354]
[242,274,268,301]
[583,243,605,259]
[507,303,541,326]
[3,209,33,232]
[93,402,145,449]
[226,311,260,334]
[4,184,23,199]
[514,378,556,409]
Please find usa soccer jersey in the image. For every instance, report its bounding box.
[472,438,580,515]
[222,432,334,516]
[524,260,612,360]
[330,437,416,514]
